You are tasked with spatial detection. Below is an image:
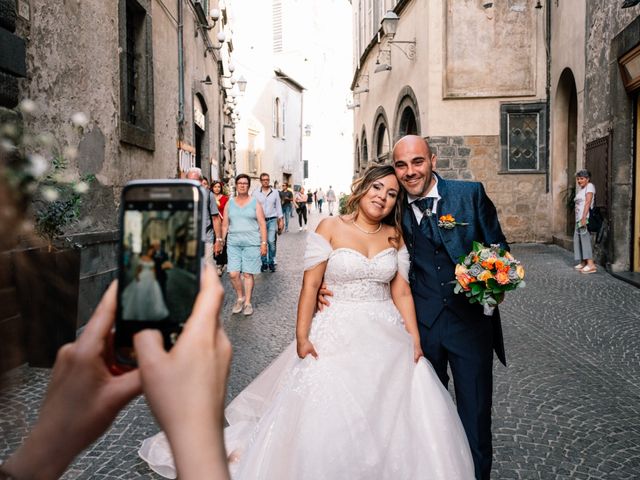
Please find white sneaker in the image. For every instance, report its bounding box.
[232,297,245,314]
[299,227,303,231]
[303,225,307,231]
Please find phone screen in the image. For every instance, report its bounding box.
[115,184,203,362]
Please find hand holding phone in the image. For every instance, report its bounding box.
[135,266,232,479]
[115,180,206,368]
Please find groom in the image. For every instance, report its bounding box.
[393,135,507,480]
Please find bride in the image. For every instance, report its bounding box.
[139,165,474,479]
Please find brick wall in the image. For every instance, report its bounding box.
[428,135,552,243]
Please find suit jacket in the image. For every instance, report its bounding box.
[402,173,508,365]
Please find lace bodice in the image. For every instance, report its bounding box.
[304,232,409,303]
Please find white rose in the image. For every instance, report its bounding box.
[42,187,60,202]
[27,154,49,178]
[74,181,90,194]
[71,112,89,129]
[18,99,37,115]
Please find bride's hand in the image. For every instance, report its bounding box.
[413,342,423,363]
[316,282,333,311]
[297,338,318,359]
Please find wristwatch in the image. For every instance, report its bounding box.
[215,238,224,244]
[261,241,267,245]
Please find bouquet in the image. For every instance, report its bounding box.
[454,241,525,315]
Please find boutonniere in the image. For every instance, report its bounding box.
[438,214,469,229]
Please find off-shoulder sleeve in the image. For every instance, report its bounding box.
[304,232,333,271]
[397,245,410,283]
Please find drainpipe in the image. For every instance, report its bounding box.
[544,1,551,193]
[177,0,185,128]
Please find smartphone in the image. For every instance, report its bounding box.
[114,180,205,368]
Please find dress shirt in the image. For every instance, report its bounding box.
[407,174,441,224]
[252,187,283,219]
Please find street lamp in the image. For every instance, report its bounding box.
[237,76,247,93]
[381,11,398,37]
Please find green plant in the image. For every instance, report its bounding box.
[338,194,350,215]
[0,100,91,251]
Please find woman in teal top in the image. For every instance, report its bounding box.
[222,173,267,316]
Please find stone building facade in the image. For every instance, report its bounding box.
[350,0,549,243]
[0,0,239,333]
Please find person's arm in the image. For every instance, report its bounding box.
[390,243,422,362]
[256,202,268,257]
[1,283,141,480]
[275,194,284,232]
[134,266,231,480]
[221,203,230,240]
[476,183,509,251]
[213,214,223,255]
[296,263,327,359]
[582,190,594,227]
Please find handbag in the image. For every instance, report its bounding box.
[587,205,603,234]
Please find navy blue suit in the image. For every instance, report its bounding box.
[401,174,507,480]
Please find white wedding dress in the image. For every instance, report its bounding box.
[139,232,474,479]
[121,260,169,320]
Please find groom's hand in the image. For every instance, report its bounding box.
[317,282,333,311]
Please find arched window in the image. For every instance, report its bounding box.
[399,107,418,137]
[393,87,421,141]
[372,107,390,163]
[360,130,368,170]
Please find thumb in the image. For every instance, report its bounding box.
[134,329,166,369]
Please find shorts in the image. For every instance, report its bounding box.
[227,243,262,274]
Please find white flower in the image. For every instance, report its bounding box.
[18,99,37,115]
[71,112,89,129]
[74,181,89,194]
[26,154,49,178]
[63,146,78,161]
[42,187,60,202]
[0,139,16,152]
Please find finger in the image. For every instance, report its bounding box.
[80,281,118,346]
[109,368,143,406]
[134,329,166,369]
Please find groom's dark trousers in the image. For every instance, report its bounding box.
[402,179,507,480]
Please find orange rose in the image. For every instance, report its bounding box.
[439,214,455,222]
[457,273,473,291]
[516,265,525,279]
[495,271,510,285]
[477,270,493,283]
[495,260,505,271]
[455,264,468,276]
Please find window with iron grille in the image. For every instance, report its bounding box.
[119,0,154,150]
[500,102,547,173]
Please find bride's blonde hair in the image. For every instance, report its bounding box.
[345,165,403,247]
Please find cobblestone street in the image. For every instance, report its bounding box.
[1,209,640,479]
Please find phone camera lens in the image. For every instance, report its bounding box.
[148,202,154,209]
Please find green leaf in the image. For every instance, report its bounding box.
[472,241,485,252]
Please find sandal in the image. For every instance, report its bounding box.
[581,266,597,274]
[243,303,254,316]
[574,264,585,270]
[232,297,245,314]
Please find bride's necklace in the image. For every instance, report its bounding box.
[351,219,382,234]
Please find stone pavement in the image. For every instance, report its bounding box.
[1,207,639,479]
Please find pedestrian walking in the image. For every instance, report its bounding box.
[252,173,284,272]
[186,168,222,265]
[313,190,318,212]
[279,182,294,232]
[573,169,597,274]
[306,190,314,213]
[222,173,268,316]
[325,186,337,216]
[294,187,308,231]
[212,180,229,276]
[317,187,325,213]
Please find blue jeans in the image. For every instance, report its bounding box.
[262,218,278,267]
[282,203,292,230]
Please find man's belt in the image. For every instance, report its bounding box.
[265,216,277,221]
